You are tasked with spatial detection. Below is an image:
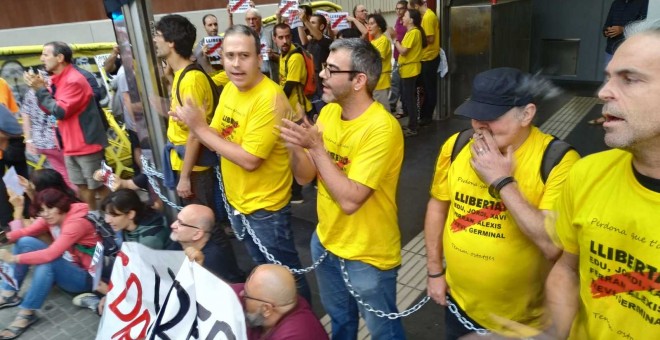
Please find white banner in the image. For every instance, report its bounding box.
[147,261,247,340]
[327,12,350,31]
[96,243,186,340]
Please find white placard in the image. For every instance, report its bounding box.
[328,12,350,31]
[228,0,251,13]
[279,0,299,18]
[204,36,223,65]
[2,166,24,197]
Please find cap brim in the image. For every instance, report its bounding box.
[455,99,513,121]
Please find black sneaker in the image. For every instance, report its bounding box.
[291,193,304,204]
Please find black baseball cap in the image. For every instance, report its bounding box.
[455,67,533,121]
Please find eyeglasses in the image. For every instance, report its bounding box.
[322,63,363,78]
[240,288,295,307]
[175,219,205,231]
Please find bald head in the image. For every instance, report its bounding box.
[248,264,297,308]
[183,204,215,233]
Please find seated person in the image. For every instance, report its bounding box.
[232,264,328,340]
[168,204,244,283]
[0,188,99,339]
[74,189,170,312]
[20,168,79,202]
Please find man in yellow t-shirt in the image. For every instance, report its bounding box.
[424,68,579,339]
[155,14,242,279]
[169,25,311,303]
[547,23,660,340]
[280,38,405,339]
[274,24,312,117]
[409,0,440,126]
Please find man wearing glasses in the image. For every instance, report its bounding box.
[167,204,244,283]
[229,264,328,339]
[280,39,405,339]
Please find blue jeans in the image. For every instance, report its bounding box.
[228,204,311,303]
[311,232,405,340]
[1,237,92,310]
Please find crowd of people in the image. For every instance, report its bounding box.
[0,1,658,339]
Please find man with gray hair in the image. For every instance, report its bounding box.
[423,67,579,338]
[23,41,108,210]
[547,20,660,339]
[279,38,405,339]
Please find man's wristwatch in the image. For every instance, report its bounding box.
[488,176,516,199]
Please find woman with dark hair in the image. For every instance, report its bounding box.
[0,188,99,339]
[391,8,426,136]
[101,189,169,249]
[21,168,79,202]
[72,189,169,313]
[367,13,392,112]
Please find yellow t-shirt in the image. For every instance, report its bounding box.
[279,47,312,113]
[553,149,660,340]
[211,70,229,88]
[398,28,423,79]
[209,77,292,214]
[371,34,392,91]
[167,67,215,171]
[421,9,441,61]
[430,127,580,334]
[316,102,404,270]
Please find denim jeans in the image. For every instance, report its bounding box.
[228,204,311,303]
[311,232,405,340]
[1,237,92,310]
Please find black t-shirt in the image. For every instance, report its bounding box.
[306,35,332,74]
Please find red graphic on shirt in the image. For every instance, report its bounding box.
[591,272,660,298]
[221,122,239,138]
[450,206,506,232]
[336,157,350,170]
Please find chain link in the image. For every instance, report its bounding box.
[213,166,327,275]
[339,258,430,319]
[141,157,428,319]
[141,156,183,211]
[446,297,490,335]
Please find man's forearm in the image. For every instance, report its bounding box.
[181,135,201,179]
[500,184,561,261]
[289,145,316,185]
[547,251,580,338]
[193,125,262,171]
[308,146,370,214]
[424,198,449,272]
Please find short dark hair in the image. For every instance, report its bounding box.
[329,38,382,93]
[337,28,362,39]
[155,14,197,59]
[311,14,328,31]
[102,189,147,221]
[224,24,261,55]
[273,23,292,37]
[397,0,409,8]
[202,14,217,26]
[29,169,79,203]
[367,14,387,33]
[44,41,72,63]
[409,0,424,7]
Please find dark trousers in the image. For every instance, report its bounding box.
[401,76,419,130]
[444,294,487,340]
[420,55,441,123]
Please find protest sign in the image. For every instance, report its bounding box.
[279,0,299,18]
[204,36,223,65]
[228,0,251,14]
[2,166,24,196]
[328,12,350,30]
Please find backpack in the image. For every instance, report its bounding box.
[450,128,575,183]
[175,63,220,112]
[85,212,120,257]
[286,44,317,97]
